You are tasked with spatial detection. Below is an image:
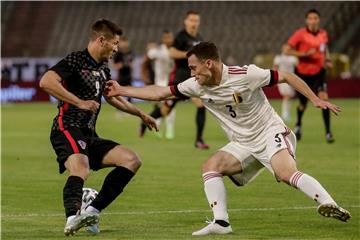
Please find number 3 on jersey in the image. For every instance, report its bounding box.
[226,105,237,118]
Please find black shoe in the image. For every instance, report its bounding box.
[326,133,335,143]
[294,125,302,141]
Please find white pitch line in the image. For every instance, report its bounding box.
[2,205,359,218]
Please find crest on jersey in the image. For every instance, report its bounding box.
[78,140,87,150]
[232,92,243,104]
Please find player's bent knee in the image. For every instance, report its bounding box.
[202,159,219,173]
[118,151,142,172]
[65,154,90,180]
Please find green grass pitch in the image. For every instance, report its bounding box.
[2,99,359,239]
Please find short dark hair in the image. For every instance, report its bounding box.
[90,19,122,40]
[306,9,321,18]
[162,29,171,34]
[186,42,220,61]
[186,10,200,17]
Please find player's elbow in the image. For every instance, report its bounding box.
[278,71,292,84]
[39,71,56,90]
[39,75,50,90]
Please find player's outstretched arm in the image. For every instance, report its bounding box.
[104,80,174,101]
[39,71,99,113]
[278,71,341,115]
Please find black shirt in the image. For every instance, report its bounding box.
[173,29,203,70]
[49,48,111,132]
[113,50,134,85]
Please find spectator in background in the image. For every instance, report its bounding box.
[139,31,176,139]
[113,36,134,102]
[274,44,298,122]
[140,42,156,86]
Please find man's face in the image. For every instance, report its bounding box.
[101,34,120,60]
[306,12,320,31]
[118,39,129,52]
[184,14,200,33]
[162,32,174,47]
[188,54,212,86]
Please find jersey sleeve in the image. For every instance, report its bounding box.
[287,29,302,49]
[147,48,159,60]
[273,55,280,66]
[173,32,186,51]
[246,64,279,91]
[49,52,79,80]
[169,78,199,99]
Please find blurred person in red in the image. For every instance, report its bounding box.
[285,9,334,143]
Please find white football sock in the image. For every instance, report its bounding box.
[281,98,291,119]
[289,171,336,205]
[203,171,229,222]
[155,118,162,129]
[165,110,176,134]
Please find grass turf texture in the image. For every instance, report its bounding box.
[2,99,359,239]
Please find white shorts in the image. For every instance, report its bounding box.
[278,83,295,97]
[220,126,296,186]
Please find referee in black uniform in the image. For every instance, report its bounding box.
[147,10,209,149]
[40,19,157,236]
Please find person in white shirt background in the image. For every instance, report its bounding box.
[139,30,176,139]
[274,44,299,122]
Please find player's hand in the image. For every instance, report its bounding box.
[140,113,159,132]
[104,80,122,97]
[312,98,341,115]
[77,100,100,113]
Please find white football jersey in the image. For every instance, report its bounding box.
[147,44,174,87]
[172,64,285,152]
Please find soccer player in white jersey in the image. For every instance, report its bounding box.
[274,44,299,122]
[104,42,351,236]
[139,30,176,139]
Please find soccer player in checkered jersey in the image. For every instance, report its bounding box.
[104,42,351,236]
[285,9,335,143]
[39,19,157,236]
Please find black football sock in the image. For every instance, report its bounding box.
[90,166,135,211]
[196,107,206,141]
[296,106,304,127]
[322,108,331,134]
[150,105,162,119]
[215,219,230,227]
[63,176,84,218]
